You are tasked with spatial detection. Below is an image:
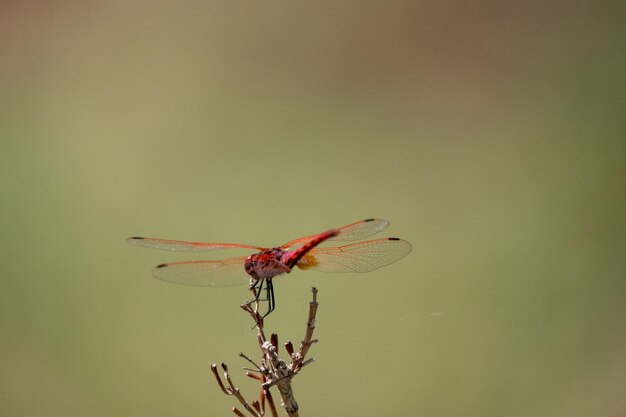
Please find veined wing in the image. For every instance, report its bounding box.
[295,238,412,273]
[127,236,264,252]
[282,218,390,249]
[150,256,250,287]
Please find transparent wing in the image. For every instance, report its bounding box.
[150,256,251,287]
[127,236,264,252]
[282,218,390,249]
[295,238,412,273]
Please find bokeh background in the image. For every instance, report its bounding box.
[1,1,624,416]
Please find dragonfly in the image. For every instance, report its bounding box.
[127,218,412,317]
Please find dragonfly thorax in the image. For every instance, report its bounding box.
[244,248,292,281]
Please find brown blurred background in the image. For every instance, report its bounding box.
[1,1,624,416]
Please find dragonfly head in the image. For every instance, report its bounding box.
[244,254,257,279]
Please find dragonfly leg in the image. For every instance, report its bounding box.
[245,279,263,310]
[261,278,275,319]
[254,279,262,297]
[253,278,264,302]
[246,278,275,319]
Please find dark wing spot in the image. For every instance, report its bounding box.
[388,237,400,241]
[364,218,375,222]
[156,263,168,268]
[129,236,144,240]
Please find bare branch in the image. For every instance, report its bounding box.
[284,341,294,357]
[246,372,264,382]
[212,287,320,416]
[220,363,261,417]
[232,407,246,417]
[240,352,262,371]
[292,287,319,373]
[265,389,279,417]
[211,363,230,395]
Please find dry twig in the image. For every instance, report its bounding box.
[211,287,320,416]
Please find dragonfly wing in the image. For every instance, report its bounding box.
[127,237,264,252]
[151,256,251,287]
[282,218,390,249]
[295,238,412,273]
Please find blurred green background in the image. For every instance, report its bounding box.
[1,1,624,416]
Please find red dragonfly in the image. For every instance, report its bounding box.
[127,218,412,316]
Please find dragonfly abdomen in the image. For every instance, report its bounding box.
[282,229,338,269]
